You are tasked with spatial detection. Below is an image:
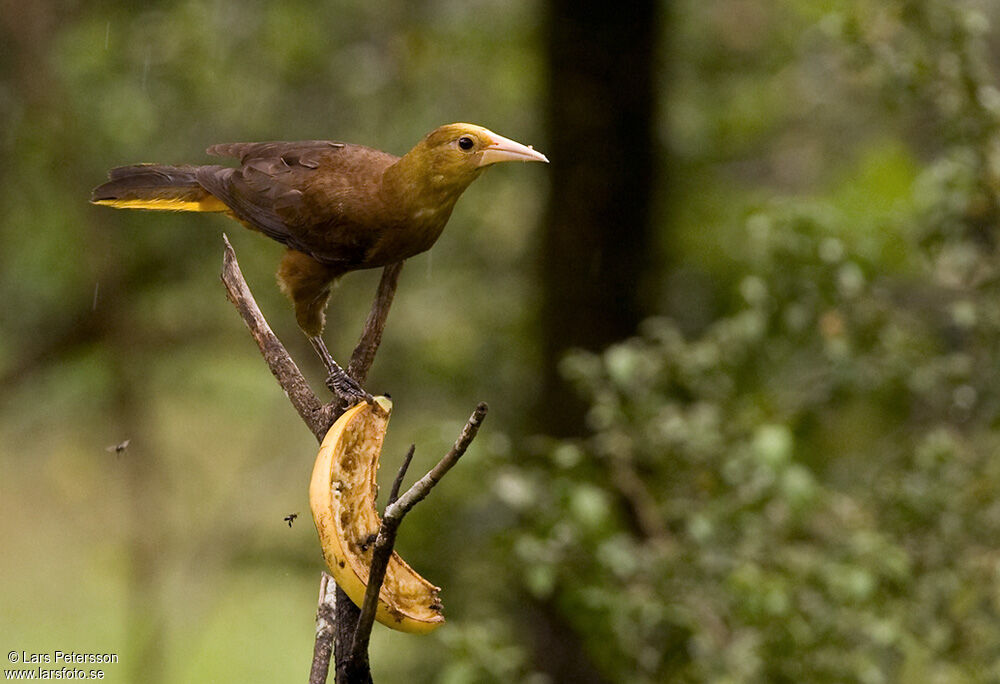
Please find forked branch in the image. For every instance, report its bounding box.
[348,404,488,667]
[222,238,485,683]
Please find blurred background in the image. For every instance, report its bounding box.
[4,0,1000,681]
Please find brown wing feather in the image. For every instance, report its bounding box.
[206,140,346,164]
[195,142,401,267]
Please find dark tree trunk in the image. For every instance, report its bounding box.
[529,3,664,682]
[539,0,662,437]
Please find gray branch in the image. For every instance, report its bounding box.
[348,261,403,386]
[309,573,338,684]
[220,234,333,441]
[348,404,489,666]
[221,239,484,683]
[220,238,403,684]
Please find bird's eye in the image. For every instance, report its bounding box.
[458,136,475,151]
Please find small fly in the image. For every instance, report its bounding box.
[105,439,131,455]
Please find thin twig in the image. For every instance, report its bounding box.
[349,404,488,665]
[220,235,333,441]
[348,262,404,386]
[387,403,488,518]
[388,445,416,507]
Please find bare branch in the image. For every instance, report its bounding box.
[308,573,338,684]
[220,239,354,682]
[388,403,488,519]
[220,235,333,441]
[334,587,369,684]
[348,262,404,386]
[349,404,488,664]
[388,445,416,507]
[348,517,402,668]
[331,262,403,683]
[221,240,461,683]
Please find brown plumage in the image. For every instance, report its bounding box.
[92,123,547,339]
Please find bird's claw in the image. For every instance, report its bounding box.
[326,369,374,408]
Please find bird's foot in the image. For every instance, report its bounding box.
[309,335,374,408]
[325,364,374,408]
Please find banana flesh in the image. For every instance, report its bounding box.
[309,397,444,633]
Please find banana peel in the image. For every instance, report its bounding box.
[309,396,444,633]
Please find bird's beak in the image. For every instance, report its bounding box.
[478,132,549,166]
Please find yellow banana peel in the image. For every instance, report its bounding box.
[309,397,444,634]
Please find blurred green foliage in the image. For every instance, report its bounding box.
[5,0,1000,682]
[479,1,1000,681]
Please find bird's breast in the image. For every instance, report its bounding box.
[412,205,445,222]
[361,204,453,267]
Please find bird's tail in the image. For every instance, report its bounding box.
[91,164,228,212]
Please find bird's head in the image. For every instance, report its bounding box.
[418,122,549,169]
[390,123,548,199]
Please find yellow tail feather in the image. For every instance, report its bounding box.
[92,197,228,212]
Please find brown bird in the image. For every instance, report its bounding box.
[92,123,548,401]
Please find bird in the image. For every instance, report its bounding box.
[91,123,548,402]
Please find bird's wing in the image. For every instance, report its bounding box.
[196,163,311,250]
[196,142,398,264]
[206,140,346,166]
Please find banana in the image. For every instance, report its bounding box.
[309,396,445,634]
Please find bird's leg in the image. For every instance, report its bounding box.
[309,336,374,407]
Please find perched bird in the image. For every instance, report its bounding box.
[92,123,548,401]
